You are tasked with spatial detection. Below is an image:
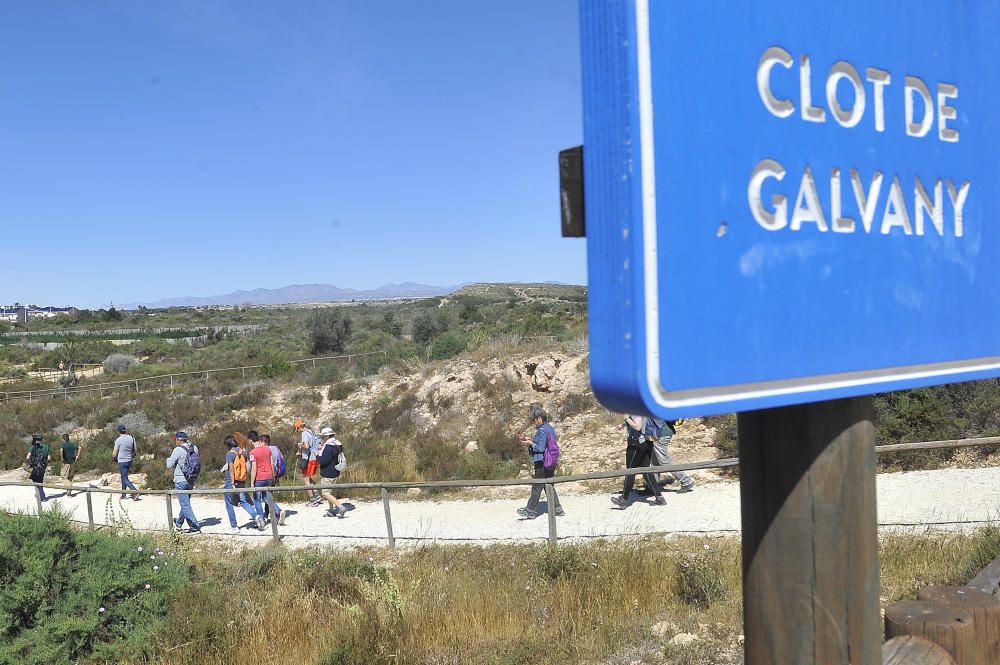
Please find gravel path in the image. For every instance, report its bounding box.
[2,466,998,549]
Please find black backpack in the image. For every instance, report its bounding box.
[28,444,47,474]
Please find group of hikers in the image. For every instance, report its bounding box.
[23,405,695,530]
[515,404,694,519]
[23,420,349,534]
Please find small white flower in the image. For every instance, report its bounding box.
[150,555,155,560]
[525,585,531,591]
[444,566,449,572]
[98,607,106,613]
[591,562,598,568]
[144,584,151,590]
[703,543,710,550]
[153,565,160,571]
[137,547,143,553]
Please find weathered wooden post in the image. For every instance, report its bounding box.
[918,586,1000,664]
[86,490,95,529]
[885,600,977,664]
[165,491,174,530]
[381,487,395,548]
[544,482,558,546]
[882,636,957,665]
[267,491,279,543]
[739,397,880,665]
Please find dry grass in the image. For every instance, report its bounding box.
[127,527,1000,665]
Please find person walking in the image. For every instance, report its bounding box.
[166,431,201,533]
[112,424,140,501]
[59,433,81,497]
[315,427,347,518]
[294,419,322,506]
[650,418,694,493]
[249,431,286,526]
[611,415,665,509]
[25,434,51,503]
[223,435,259,533]
[516,405,564,519]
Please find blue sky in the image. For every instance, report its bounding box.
[0,1,584,307]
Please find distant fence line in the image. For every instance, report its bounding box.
[0,351,388,403]
[1,324,269,338]
[2,436,997,547]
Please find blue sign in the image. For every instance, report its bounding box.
[581,0,1000,417]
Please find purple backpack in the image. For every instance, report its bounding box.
[542,427,560,471]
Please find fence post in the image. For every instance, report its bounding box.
[170,375,174,389]
[241,367,246,379]
[267,491,280,543]
[86,490,95,529]
[544,482,558,546]
[134,379,139,393]
[382,487,395,548]
[165,491,174,530]
[34,485,43,515]
[312,358,317,369]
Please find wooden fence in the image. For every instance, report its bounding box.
[1,324,269,338]
[0,350,388,403]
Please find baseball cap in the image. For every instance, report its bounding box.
[293,419,306,430]
[320,427,335,436]
[174,431,188,441]
[32,433,43,442]
[117,424,127,433]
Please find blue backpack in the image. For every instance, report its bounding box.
[182,445,201,482]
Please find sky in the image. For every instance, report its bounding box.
[0,1,584,308]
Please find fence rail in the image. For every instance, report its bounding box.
[0,351,388,403]
[2,435,998,547]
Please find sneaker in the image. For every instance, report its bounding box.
[610,495,629,509]
[517,507,540,519]
[659,476,677,486]
[255,516,266,530]
[307,496,323,507]
[678,482,695,494]
[325,508,338,518]
[335,506,346,518]
[554,507,566,517]
[132,495,142,501]
[187,528,201,534]
[277,511,287,526]
[174,518,184,530]
[228,527,240,535]
[654,496,667,506]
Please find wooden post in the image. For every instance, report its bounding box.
[165,491,174,530]
[882,636,957,665]
[544,482,558,546]
[267,491,279,543]
[34,486,43,515]
[885,600,977,664]
[86,491,94,529]
[918,586,1000,664]
[739,396,880,665]
[381,487,395,548]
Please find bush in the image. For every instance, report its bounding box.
[559,391,598,419]
[307,309,353,355]
[0,511,187,663]
[307,362,342,386]
[677,543,726,608]
[411,311,441,345]
[103,353,139,375]
[328,380,358,402]
[431,332,467,360]
[259,358,295,379]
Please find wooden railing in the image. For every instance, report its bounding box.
[0,351,387,403]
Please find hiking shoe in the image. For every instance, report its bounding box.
[307,496,323,507]
[173,518,184,530]
[654,496,667,506]
[335,506,346,519]
[517,507,540,519]
[187,528,201,534]
[325,508,338,518]
[610,495,629,509]
[228,527,240,535]
[132,495,142,501]
[554,507,566,517]
[678,482,695,494]
[277,511,287,526]
[255,516,266,530]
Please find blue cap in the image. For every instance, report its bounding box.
[117,424,126,433]
[174,431,188,441]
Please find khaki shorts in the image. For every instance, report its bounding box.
[317,476,338,497]
[61,463,75,482]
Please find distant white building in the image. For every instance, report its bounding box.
[0,305,80,324]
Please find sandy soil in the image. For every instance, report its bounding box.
[2,465,998,550]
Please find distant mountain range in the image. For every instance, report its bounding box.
[128,282,460,309]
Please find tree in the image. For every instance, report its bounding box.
[307,309,353,355]
[411,311,441,346]
[378,311,403,338]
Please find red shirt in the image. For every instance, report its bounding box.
[249,445,274,481]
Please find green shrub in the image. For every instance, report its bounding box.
[307,362,342,386]
[559,391,597,419]
[307,309,353,355]
[328,380,358,402]
[411,311,441,345]
[259,358,295,379]
[431,332,467,360]
[103,353,139,375]
[676,543,726,608]
[0,511,187,664]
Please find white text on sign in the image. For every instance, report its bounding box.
[748,46,969,237]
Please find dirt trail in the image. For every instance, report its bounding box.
[2,466,998,549]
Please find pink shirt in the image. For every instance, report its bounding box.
[249,445,274,481]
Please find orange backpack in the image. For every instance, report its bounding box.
[231,448,248,483]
